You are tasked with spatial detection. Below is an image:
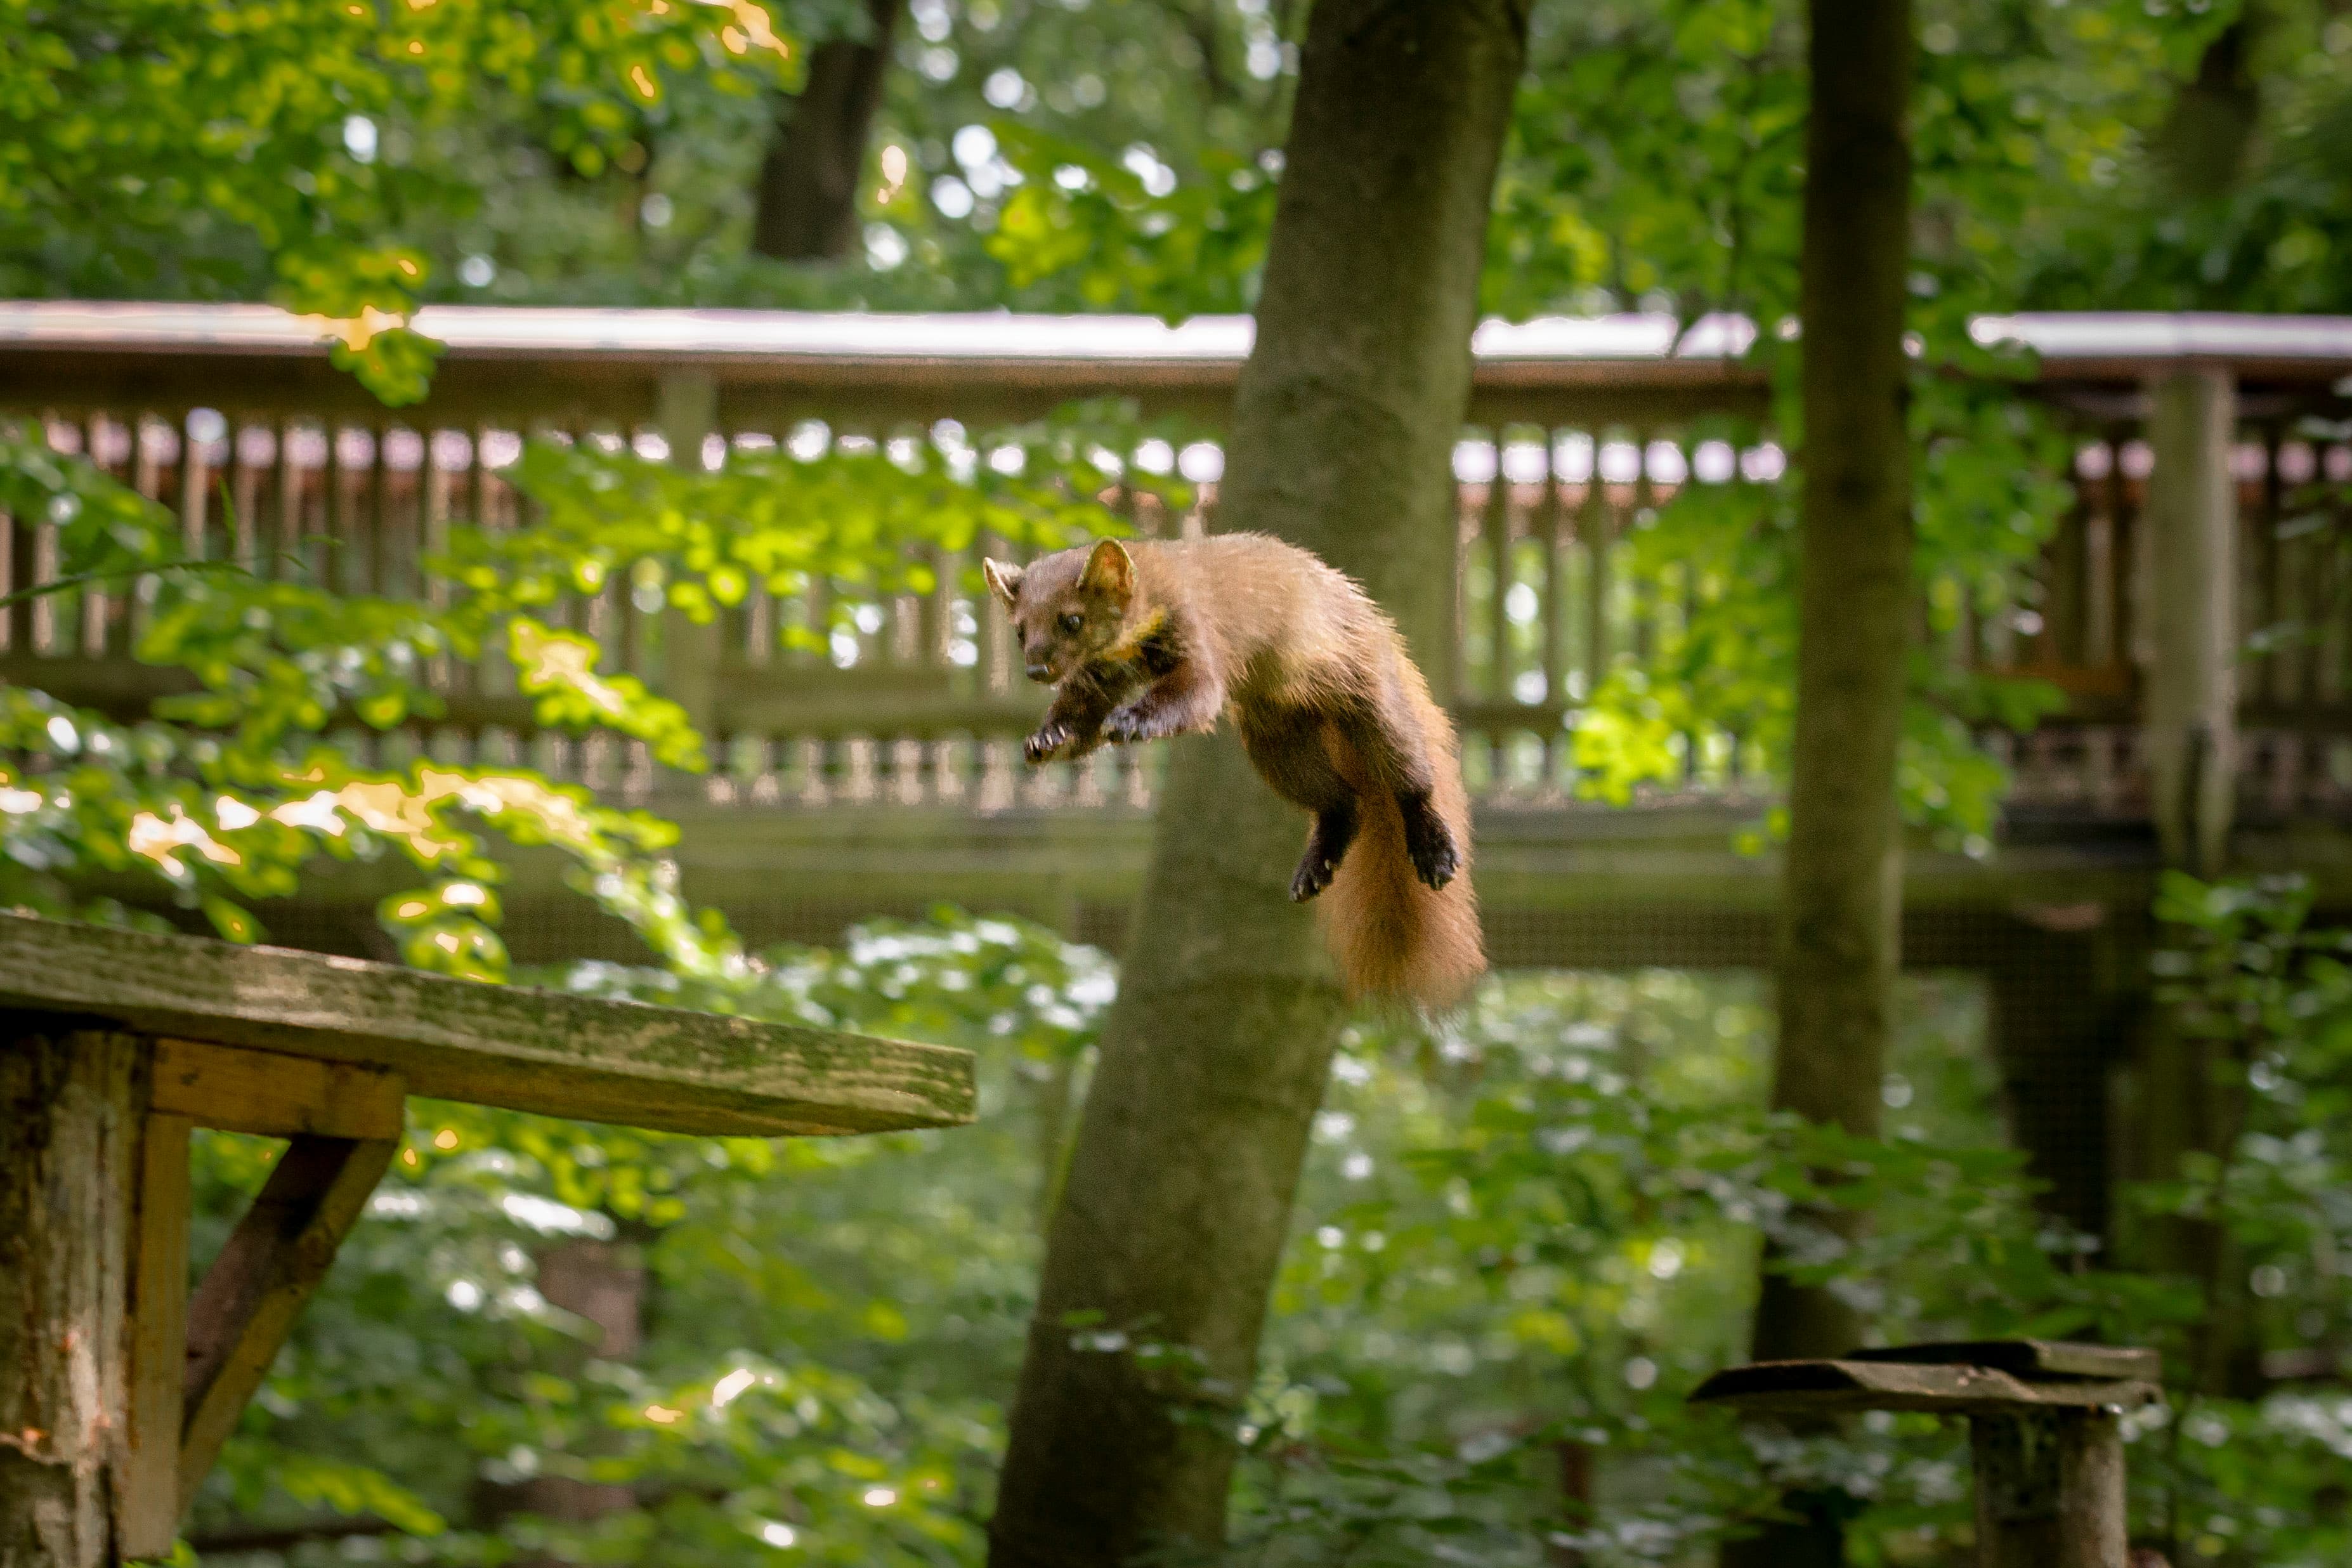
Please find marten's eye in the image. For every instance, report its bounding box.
[1058,612,1085,635]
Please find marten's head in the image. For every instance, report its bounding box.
[983,539,1138,684]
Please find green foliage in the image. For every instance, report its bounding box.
[2017,1,2352,315]
[982,122,1276,317]
[446,408,1175,635]
[0,404,1158,967]
[2124,874,2352,1568]
[188,911,1108,1564]
[1564,346,2073,845]
[0,0,800,398]
[156,880,2352,1565]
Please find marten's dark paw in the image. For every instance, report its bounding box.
[1404,813,1461,891]
[1023,723,1070,764]
[1102,704,1154,746]
[1290,846,1337,903]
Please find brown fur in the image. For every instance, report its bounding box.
[985,534,1486,1011]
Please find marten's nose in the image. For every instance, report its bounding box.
[1024,659,1053,683]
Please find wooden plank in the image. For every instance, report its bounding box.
[0,914,972,1137]
[152,1037,406,1140]
[1687,1358,2160,1416]
[121,1111,192,1558]
[1848,1339,2160,1385]
[179,1134,398,1499]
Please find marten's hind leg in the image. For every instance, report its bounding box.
[1334,668,1461,892]
[1239,709,1359,903]
[1291,799,1358,903]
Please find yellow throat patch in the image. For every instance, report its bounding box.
[1102,605,1168,662]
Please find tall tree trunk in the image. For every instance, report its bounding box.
[752,0,901,263]
[984,4,1527,1564]
[1727,1,1914,1565]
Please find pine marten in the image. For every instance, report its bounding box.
[983,535,1485,1010]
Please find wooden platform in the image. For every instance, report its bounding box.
[0,912,973,1137]
[1690,1339,2163,1567]
[0,914,974,1565]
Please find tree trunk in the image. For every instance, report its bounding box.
[1728,1,1914,1564]
[521,1239,646,1522]
[984,4,1527,1564]
[752,0,901,263]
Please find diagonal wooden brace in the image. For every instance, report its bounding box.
[176,1132,398,1503]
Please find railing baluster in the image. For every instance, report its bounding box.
[1481,429,1510,781]
[1,504,22,655]
[1581,435,1611,704]
[1539,427,1567,790]
[323,417,349,595]
[271,417,299,585]
[230,422,261,571]
[365,421,389,598]
[2117,434,2150,672]
[180,410,209,562]
[69,415,108,658]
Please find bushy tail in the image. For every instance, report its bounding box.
[1315,678,1485,1013]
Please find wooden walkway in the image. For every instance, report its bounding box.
[5,304,2352,1238]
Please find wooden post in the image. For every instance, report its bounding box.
[2143,368,2237,875]
[121,1113,191,1558]
[1690,1342,2151,1568]
[0,1028,143,1568]
[1970,1408,2127,1568]
[658,370,723,794]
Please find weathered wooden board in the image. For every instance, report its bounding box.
[1687,1358,2161,1416]
[121,1113,191,1559]
[0,914,973,1136]
[1847,1338,2160,1385]
[153,1037,405,1140]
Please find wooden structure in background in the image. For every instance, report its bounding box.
[1692,1338,2163,1567]
[2,305,2351,1244]
[0,913,974,1567]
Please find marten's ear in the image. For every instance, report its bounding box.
[1078,539,1135,601]
[981,558,1025,611]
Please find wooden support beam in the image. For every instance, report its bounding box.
[178,1134,398,1501]
[120,1113,191,1560]
[0,1028,141,1568]
[151,1038,405,1141]
[2143,367,2238,873]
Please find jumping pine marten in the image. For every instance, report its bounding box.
[982,535,1485,1010]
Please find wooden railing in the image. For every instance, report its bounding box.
[3,304,2349,827]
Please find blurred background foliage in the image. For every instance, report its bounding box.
[178,890,2352,1566]
[6,0,2352,1563]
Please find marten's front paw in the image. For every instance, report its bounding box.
[1402,811,1461,892]
[1023,722,1072,764]
[1102,704,1156,746]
